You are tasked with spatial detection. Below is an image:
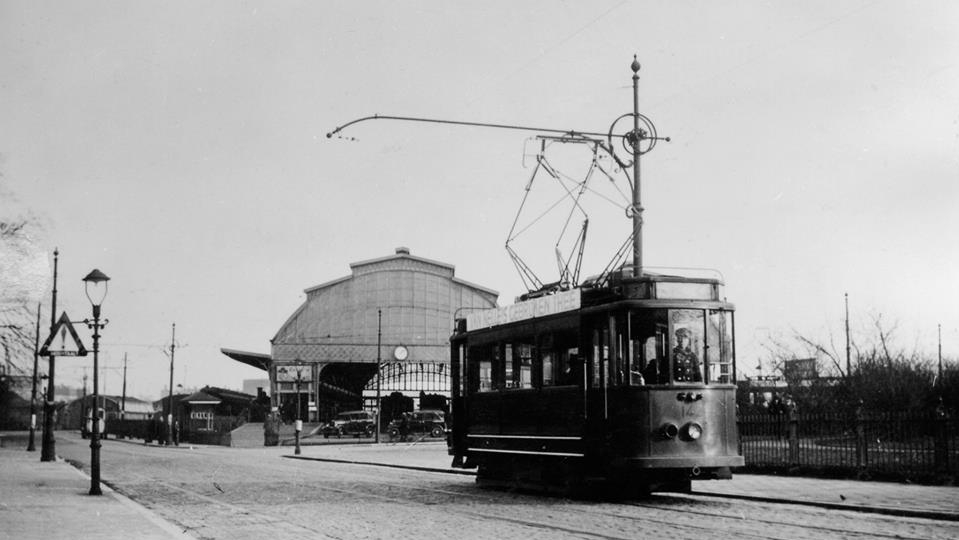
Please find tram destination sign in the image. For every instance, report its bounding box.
[466,288,580,330]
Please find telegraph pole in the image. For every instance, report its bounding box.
[121,353,128,419]
[376,308,382,444]
[938,324,943,386]
[845,293,851,378]
[41,249,58,462]
[166,323,176,446]
[27,304,41,451]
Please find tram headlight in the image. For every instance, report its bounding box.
[683,422,703,441]
[660,423,679,439]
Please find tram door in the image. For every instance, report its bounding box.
[586,313,623,422]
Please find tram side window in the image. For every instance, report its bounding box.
[588,328,605,388]
[629,309,669,384]
[454,344,465,395]
[515,343,534,389]
[541,332,581,387]
[671,310,704,383]
[492,343,505,390]
[707,310,735,383]
[611,317,627,386]
[468,345,493,393]
[556,346,579,386]
[503,343,516,388]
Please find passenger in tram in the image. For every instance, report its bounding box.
[672,327,702,382]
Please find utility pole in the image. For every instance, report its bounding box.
[845,293,851,378]
[121,353,127,419]
[938,324,943,387]
[41,248,58,462]
[28,304,41,451]
[376,308,382,444]
[166,323,176,446]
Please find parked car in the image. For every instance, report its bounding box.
[321,410,375,438]
[387,409,446,441]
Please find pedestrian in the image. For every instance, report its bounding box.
[399,412,410,442]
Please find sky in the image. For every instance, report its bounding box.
[2,1,957,400]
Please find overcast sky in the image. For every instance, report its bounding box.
[2,1,957,399]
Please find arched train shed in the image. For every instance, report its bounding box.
[222,247,498,421]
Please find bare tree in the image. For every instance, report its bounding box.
[0,172,48,382]
[758,313,943,413]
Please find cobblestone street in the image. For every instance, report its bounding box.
[48,432,958,540]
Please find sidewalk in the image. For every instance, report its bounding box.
[287,441,959,521]
[0,433,190,540]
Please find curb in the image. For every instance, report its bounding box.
[690,490,959,523]
[61,458,195,539]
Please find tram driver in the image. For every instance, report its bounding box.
[672,327,702,382]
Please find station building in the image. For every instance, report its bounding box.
[222,247,498,422]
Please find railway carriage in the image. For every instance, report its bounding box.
[448,269,744,494]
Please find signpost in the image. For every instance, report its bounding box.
[39,312,88,358]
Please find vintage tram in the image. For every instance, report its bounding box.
[448,268,743,494]
[329,58,745,493]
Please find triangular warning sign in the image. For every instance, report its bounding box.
[39,312,88,357]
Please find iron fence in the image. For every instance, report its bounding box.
[738,409,956,483]
[105,415,246,447]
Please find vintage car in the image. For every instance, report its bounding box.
[321,410,376,438]
[387,409,447,441]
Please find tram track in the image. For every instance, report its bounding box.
[280,457,947,540]
[285,453,958,523]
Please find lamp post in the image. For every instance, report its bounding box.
[278,364,306,455]
[82,269,110,496]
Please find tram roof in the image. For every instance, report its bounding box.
[462,270,729,332]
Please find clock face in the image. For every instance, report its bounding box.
[393,345,408,361]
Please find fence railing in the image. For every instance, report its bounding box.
[105,415,246,447]
[738,409,956,483]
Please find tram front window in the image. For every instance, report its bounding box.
[707,310,735,383]
[626,308,713,384]
[671,309,704,382]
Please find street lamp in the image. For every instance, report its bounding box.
[82,268,109,496]
[279,363,306,455]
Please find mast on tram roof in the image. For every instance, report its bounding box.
[630,57,644,276]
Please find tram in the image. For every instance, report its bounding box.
[446,59,743,494]
[327,58,745,494]
[448,269,743,494]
